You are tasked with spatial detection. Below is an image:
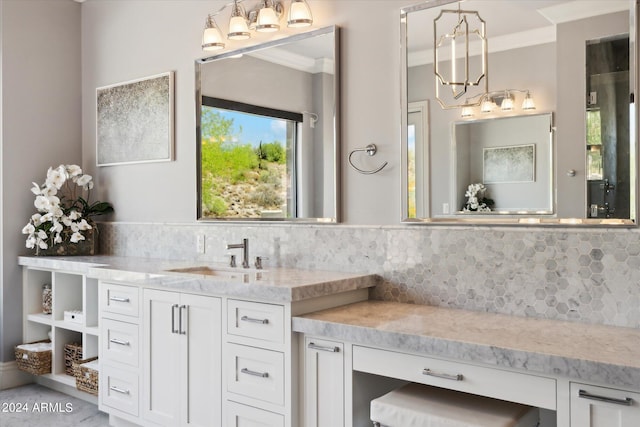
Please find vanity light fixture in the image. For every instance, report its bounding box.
[202,0,314,51]
[460,104,475,117]
[459,89,536,118]
[228,0,251,40]
[202,15,226,51]
[500,91,514,111]
[287,0,313,27]
[521,91,536,110]
[256,0,281,32]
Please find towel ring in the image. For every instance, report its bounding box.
[348,144,388,175]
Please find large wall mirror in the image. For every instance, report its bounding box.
[196,26,339,222]
[401,0,637,225]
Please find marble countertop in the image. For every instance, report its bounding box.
[18,255,378,302]
[293,300,640,389]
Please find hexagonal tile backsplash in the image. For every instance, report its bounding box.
[99,222,640,328]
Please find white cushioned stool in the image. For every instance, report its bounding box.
[371,383,539,427]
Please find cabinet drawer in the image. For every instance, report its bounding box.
[227,343,284,405]
[101,364,139,416]
[101,318,139,367]
[228,299,284,344]
[100,283,139,318]
[353,345,556,410]
[226,401,284,427]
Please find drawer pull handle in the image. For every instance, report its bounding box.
[422,368,463,381]
[308,342,340,353]
[109,296,130,303]
[578,389,633,406]
[241,367,269,378]
[109,338,130,346]
[240,315,269,325]
[109,386,130,395]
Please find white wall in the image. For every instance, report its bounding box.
[1,0,81,362]
[81,0,401,225]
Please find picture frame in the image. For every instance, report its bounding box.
[483,144,535,184]
[96,71,174,166]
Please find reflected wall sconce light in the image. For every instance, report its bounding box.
[461,89,536,118]
[202,0,313,51]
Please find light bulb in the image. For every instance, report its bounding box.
[480,98,495,113]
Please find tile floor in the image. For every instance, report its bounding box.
[0,383,109,426]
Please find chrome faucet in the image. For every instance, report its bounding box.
[226,238,249,268]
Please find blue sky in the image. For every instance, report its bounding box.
[218,108,286,148]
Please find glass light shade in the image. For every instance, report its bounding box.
[256,3,280,32]
[500,95,514,111]
[522,93,536,110]
[228,15,251,40]
[202,17,225,51]
[461,105,474,118]
[287,0,313,28]
[480,98,496,113]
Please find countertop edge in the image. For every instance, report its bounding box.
[292,311,640,390]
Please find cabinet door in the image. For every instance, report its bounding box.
[571,383,640,427]
[181,293,222,427]
[143,289,181,426]
[304,337,344,427]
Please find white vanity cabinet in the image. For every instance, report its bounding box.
[142,288,222,427]
[570,383,640,427]
[224,299,291,427]
[303,336,345,427]
[99,282,142,422]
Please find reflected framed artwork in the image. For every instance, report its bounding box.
[96,71,174,166]
[483,144,535,184]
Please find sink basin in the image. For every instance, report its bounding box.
[165,266,265,278]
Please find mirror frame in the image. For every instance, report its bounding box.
[195,26,340,223]
[400,0,639,227]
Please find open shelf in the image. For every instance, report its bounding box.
[22,266,101,394]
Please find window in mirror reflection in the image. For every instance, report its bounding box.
[200,97,301,219]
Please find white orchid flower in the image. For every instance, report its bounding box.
[76,174,93,189]
[38,239,48,250]
[54,234,63,244]
[22,223,35,235]
[45,166,66,189]
[70,232,85,243]
[68,210,81,221]
[26,236,36,249]
[62,216,73,227]
[30,182,42,196]
[37,230,48,240]
[78,219,92,230]
[67,165,82,177]
[34,195,50,211]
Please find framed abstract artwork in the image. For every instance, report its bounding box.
[483,144,535,184]
[96,71,174,166]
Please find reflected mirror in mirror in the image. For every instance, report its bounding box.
[401,0,636,225]
[196,26,339,221]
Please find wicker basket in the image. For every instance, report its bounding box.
[73,357,99,395]
[15,340,52,375]
[64,343,83,376]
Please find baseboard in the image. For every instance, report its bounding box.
[0,361,34,390]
